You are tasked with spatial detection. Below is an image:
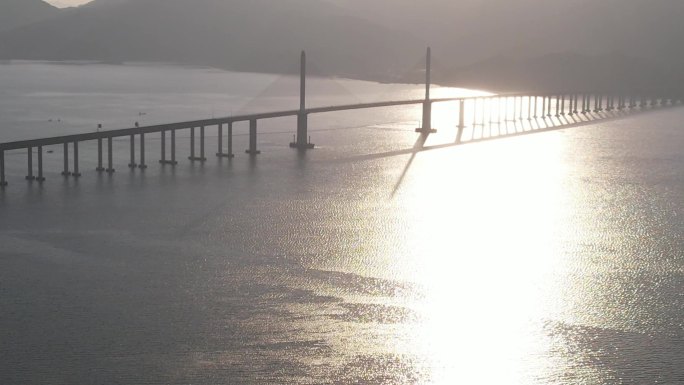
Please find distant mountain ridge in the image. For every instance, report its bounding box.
[0,0,420,82]
[0,0,683,94]
[0,0,60,32]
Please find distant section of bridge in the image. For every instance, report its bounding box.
[0,48,682,188]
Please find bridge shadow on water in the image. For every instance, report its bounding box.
[331,104,683,195]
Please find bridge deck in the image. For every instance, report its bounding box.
[0,95,507,151]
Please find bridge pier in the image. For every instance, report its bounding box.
[200,126,206,160]
[555,96,560,117]
[573,94,579,114]
[189,127,195,160]
[106,137,115,174]
[159,130,178,165]
[456,100,465,143]
[416,101,436,134]
[62,143,71,176]
[37,146,45,182]
[217,123,236,158]
[0,150,6,187]
[188,126,207,161]
[72,141,81,177]
[606,95,613,111]
[139,133,147,169]
[487,98,494,125]
[246,119,261,155]
[472,99,478,126]
[128,135,137,169]
[291,112,315,149]
[96,138,105,172]
[25,147,35,181]
[160,131,166,163]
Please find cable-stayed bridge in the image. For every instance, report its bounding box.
[1,49,681,188]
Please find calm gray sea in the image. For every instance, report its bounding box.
[0,62,683,384]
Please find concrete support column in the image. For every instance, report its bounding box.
[217,124,223,155]
[62,142,71,176]
[472,99,478,125]
[228,122,234,157]
[512,96,518,120]
[200,126,206,161]
[456,99,465,143]
[171,130,177,164]
[26,147,35,181]
[555,96,560,117]
[218,122,235,158]
[106,137,115,174]
[487,98,494,125]
[160,131,166,163]
[139,133,147,169]
[246,119,261,155]
[0,150,6,187]
[128,135,138,169]
[189,127,207,161]
[72,141,81,177]
[128,134,137,168]
[37,146,45,182]
[416,101,436,134]
[96,138,105,172]
[189,127,195,160]
[593,94,599,112]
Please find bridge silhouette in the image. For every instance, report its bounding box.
[0,48,681,188]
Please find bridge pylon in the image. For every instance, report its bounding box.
[416,47,437,135]
[290,50,315,150]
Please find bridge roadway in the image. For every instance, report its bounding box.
[0,96,484,151]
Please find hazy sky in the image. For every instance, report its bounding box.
[46,0,92,8]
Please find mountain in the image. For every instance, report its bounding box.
[0,0,60,32]
[331,0,684,94]
[0,0,420,81]
[1,0,682,94]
